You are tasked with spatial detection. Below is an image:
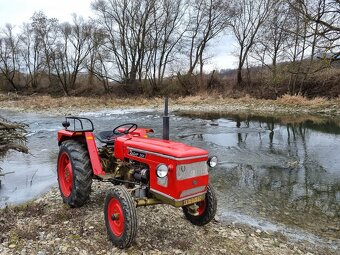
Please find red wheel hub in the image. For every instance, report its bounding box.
[107,198,125,237]
[58,152,73,197]
[197,200,206,215]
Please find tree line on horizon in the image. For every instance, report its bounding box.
[0,0,339,97]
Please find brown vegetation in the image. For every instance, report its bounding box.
[0,118,27,158]
[0,93,339,119]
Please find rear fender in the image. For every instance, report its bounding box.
[58,130,105,176]
[58,130,84,145]
[84,132,105,176]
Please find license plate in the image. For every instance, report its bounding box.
[182,194,205,206]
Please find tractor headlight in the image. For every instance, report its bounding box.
[156,164,169,178]
[207,156,218,168]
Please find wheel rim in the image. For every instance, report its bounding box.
[58,152,73,197]
[197,200,206,215]
[107,198,125,237]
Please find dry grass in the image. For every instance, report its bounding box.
[0,92,339,116]
[277,94,329,107]
[0,93,163,111]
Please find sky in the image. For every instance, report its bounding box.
[0,0,237,70]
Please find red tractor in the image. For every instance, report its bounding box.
[57,99,218,248]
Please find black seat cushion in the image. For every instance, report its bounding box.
[96,131,116,145]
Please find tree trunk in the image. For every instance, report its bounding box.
[237,68,243,85]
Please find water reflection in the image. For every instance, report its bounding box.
[180,112,340,242]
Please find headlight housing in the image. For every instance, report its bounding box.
[207,156,218,168]
[156,164,169,178]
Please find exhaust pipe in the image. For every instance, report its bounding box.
[163,97,170,140]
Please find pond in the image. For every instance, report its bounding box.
[0,109,339,248]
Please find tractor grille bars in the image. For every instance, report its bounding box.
[176,161,208,180]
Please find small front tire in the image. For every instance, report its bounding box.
[182,184,217,226]
[104,186,138,249]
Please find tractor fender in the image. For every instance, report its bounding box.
[58,130,83,145]
[57,130,105,176]
[84,132,105,176]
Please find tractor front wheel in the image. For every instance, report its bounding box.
[182,184,217,226]
[57,140,92,207]
[104,186,138,249]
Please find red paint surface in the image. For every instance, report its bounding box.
[107,198,125,237]
[115,135,209,200]
[58,151,73,197]
[58,129,210,201]
[84,132,105,175]
[57,130,105,176]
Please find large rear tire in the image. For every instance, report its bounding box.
[57,140,92,207]
[104,186,138,249]
[182,184,217,226]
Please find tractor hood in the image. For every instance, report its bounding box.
[123,137,208,160]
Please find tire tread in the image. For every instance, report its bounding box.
[182,184,217,226]
[104,186,138,248]
[58,140,93,207]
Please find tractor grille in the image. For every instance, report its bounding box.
[176,161,208,180]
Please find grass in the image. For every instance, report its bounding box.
[277,94,329,107]
[0,92,339,117]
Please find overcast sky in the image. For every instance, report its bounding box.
[0,0,237,70]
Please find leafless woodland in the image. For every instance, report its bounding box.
[0,0,339,98]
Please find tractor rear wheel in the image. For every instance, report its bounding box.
[57,140,92,207]
[104,186,138,249]
[182,184,217,226]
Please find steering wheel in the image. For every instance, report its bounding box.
[112,123,138,135]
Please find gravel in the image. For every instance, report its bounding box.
[0,182,337,255]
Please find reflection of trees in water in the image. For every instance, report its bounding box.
[236,119,248,147]
[232,119,340,218]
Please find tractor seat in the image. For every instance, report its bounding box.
[96,131,117,145]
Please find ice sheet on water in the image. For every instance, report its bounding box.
[220,210,339,250]
[78,108,155,117]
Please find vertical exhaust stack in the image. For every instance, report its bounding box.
[163,97,170,140]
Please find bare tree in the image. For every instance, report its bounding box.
[186,0,230,77]
[87,25,113,92]
[49,15,93,95]
[30,11,59,88]
[148,0,187,92]
[283,0,333,95]
[18,22,45,90]
[91,0,156,85]
[0,24,21,91]
[251,0,292,93]
[294,0,340,61]
[91,0,189,94]
[230,0,272,86]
